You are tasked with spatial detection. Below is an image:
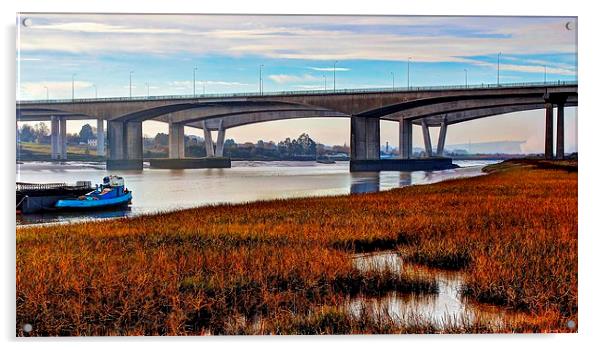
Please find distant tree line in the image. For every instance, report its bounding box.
[17,123,50,143]
[142,132,340,160]
[18,122,100,145]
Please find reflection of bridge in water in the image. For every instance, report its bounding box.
[17,81,577,171]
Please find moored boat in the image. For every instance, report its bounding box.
[55,175,132,210]
[16,181,94,214]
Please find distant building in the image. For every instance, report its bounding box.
[87,138,98,147]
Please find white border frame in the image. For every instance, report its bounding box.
[2,1,599,349]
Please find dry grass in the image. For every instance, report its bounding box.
[16,159,577,335]
[19,141,100,156]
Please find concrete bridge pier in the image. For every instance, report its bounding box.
[399,119,413,159]
[350,116,380,161]
[544,102,554,160]
[59,118,67,160]
[50,116,60,160]
[201,120,215,157]
[215,120,226,157]
[168,122,185,159]
[150,120,231,169]
[421,119,433,157]
[49,116,67,160]
[107,120,124,160]
[96,119,105,157]
[125,121,143,160]
[436,118,448,157]
[556,100,565,159]
[350,116,389,171]
[353,116,453,171]
[106,120,143,170]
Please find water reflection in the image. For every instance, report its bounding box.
[349,251,525,330]
[350,173,381,193]
[16,160,498,226]
[349,166,488,195]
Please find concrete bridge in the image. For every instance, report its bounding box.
[16,81,577,170]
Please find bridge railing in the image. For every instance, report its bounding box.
[17,80,578,105]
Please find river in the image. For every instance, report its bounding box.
[16,160,498,226]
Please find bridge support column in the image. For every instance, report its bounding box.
[399,119,412,159]
[125,121,143,160]
[108,120,125,160]
[96,119,105,157]
[545,102,554,160]
[59,118,67,160]
[421,119,433,157]
[436,118,448,157]
[556,101,565,159]
[350,116,380,160]
[201,121,215,157]
[168,123,185,159]
[215,120,226,157]
[107,120,142,170]
[50,116,59,160]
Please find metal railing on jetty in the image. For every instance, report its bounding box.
[17,181,92,192]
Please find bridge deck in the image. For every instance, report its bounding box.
[17,81,577,105]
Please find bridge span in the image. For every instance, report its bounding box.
[16,81,577,170]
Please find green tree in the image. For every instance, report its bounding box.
[79,124,95,143]
[154,133,169,146]
[296,133,316,155]
[33,122,50,143]
[19,124,36,142]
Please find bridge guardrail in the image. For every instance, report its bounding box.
[17,80,578,105]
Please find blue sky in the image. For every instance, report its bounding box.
[16,14,578,152]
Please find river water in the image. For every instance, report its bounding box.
[16,160,498,226]
[349,251,526,331]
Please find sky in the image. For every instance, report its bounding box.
[16,14,578,153]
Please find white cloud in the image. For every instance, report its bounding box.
[19,80,93,100]
[205,80,250,86]
[18,14,577,76]
[168,80,249,89]
[309,67,351,72]
[32,22,182,34]
[471,60,576,75]
[293,84,326,90]
[268,74,321,84]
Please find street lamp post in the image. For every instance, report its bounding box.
[407,57,411,89]
[497,52,501,86]
[333,60,338,92]
[544,65,547,83]
[193,67,197,96]
[145,82,150,98]
[71,73,76,101]
[391,72,395,89]
[44,86,49,101]
[464,69,468,88]
[129,70,134,98]
[323,75,327,92]
[259,64,264,95]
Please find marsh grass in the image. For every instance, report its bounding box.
[16,160,577,335]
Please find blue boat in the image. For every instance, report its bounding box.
[55,175,132,210]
